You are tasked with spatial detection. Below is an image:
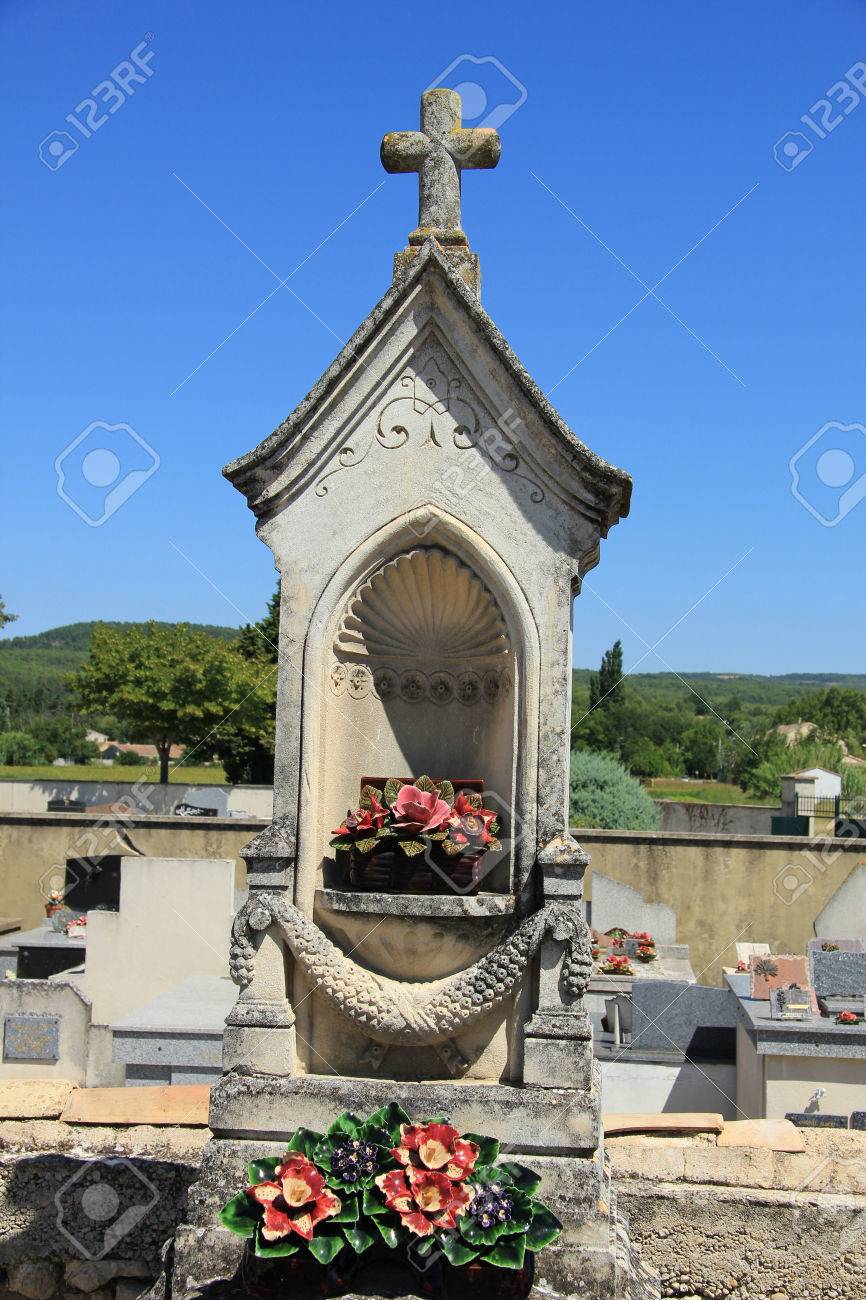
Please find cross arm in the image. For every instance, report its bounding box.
[450,128,501,170]
[381,131,429,173]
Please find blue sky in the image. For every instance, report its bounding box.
[2,1,865,674]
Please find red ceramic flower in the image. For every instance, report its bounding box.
[390,784,452,834]
[837,1011,859,1025]
[332,790,390,838]
[375,1167,472,1237]
[246,1154,341,1243]
[390,1122,479,1181]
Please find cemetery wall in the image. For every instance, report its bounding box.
[655,798,778,835]
[0,812,267,930]
[581,827,866,986]
[0,1118,862,1299]
[0,778,273,818]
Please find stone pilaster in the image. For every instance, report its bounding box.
[222,818,297,1076]
[523,833,594,1089]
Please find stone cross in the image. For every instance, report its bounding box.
[381,88,500,248]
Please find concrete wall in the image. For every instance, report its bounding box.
[82,858,236,1025]
[0,981,91,1082]
[655,799,777,835]
[581,827,866,986]
[600,1058,737,1118]
[765,1052,866,1119]
[0,812,267,931]
[0,778,273,818]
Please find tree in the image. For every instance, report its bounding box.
[0,730,41,765]
[569,749,659,831]
[0,596,16,631]
[588,640,624,712]
[213,588,279,785]
[28,715,99,764]
[73,621,274,783]
[681,719,726,778]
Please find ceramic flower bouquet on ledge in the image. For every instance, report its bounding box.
[330,775,502,894]
[220,1103,561,1287]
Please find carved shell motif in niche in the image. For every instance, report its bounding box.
[334,548,509,661]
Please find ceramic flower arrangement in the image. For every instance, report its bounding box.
[220,1104,561,1274]
[600,954,634,976]
[835,1010,864,1025]
[635,944,656,963]
[332,776,500,862]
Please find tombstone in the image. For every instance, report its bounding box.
[161,90,659,1297]
[811,950,866,1016]
[631,980,737,1057]
[769,984,813,1021]
[736,940,771,964]
[748,953,810,1001]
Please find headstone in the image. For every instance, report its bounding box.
[786,1112,849,1129]
[811,950,866,1010]
[631,979,737,1057]
[807,937,864,955]
[736,941,771,963]
[851,1112,866,1131]
[769,984,813,1021]
[749,953,810,1001]
[2,1013,60,1063]
[163,87,658,1300]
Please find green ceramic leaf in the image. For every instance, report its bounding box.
[398,839,425,857]
[306,1231,346,1265]
[483,1231,527,1270]
[462,1133,500,1168]
[354,836,378,855]
[439,1232,479,1267]
[343,1226,376,1255]
[360,784,383,809]
[525,1203,563,1252]
[253,1226,299,1258]
[362,1187,388,1218]
[363,1101,411,1143]
[285,1127,321,1159]
[383,778,404,806]
[496,1162,541,1197]
[374,1216,407,1249]
[427,830,447,841]
[326,1111,363,1139]
[486,837,502,852]
[438,780,455,805]
[246,1157,281,1185]
[414,774,437,793]
[440,838,463,857]
[218,1192,259,1238]
[330,1193,360,1224]
[459,1215,510,1247]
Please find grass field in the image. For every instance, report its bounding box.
[0,763,228,784]
[646,779,774,806]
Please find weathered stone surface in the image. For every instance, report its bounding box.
[65,1261,150,1292]
[7,1261,61,1299]
[717,1118,805,1151]
[59,1085,209,1127]
[209,1071,600,1152]
[0,1079,76,1119]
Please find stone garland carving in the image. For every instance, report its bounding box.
[315,353,544,503]
[229,893,592,1046]
[329,662,511,705]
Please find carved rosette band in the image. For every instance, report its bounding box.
[229,893,591,1046]
[329,661,511,705]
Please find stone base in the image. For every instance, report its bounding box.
[209,1070,601,1152]
[157,1073,659,1299]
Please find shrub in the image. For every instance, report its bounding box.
[0,730,42,765]
[569,749,659,831]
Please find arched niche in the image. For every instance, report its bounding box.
[297,514,539,917]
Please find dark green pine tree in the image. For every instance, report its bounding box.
[589,640,624,711]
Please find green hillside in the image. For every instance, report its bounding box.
[0,621,238,719]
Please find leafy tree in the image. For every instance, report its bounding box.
[28,715,99,764]
[0,730,41,765]
[569,749,659,830]
[588,640,624,712]
[625,736,681,778]
[73,621,274,783]
[772,686,866,757]
[213,588,279,785]
[681,719,726,778]
[0,596,16,631]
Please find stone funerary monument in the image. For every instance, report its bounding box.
[172,89,657,1298]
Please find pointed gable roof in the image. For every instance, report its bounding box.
[224,239,631,532]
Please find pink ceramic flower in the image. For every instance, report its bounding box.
[390,784,452,834]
